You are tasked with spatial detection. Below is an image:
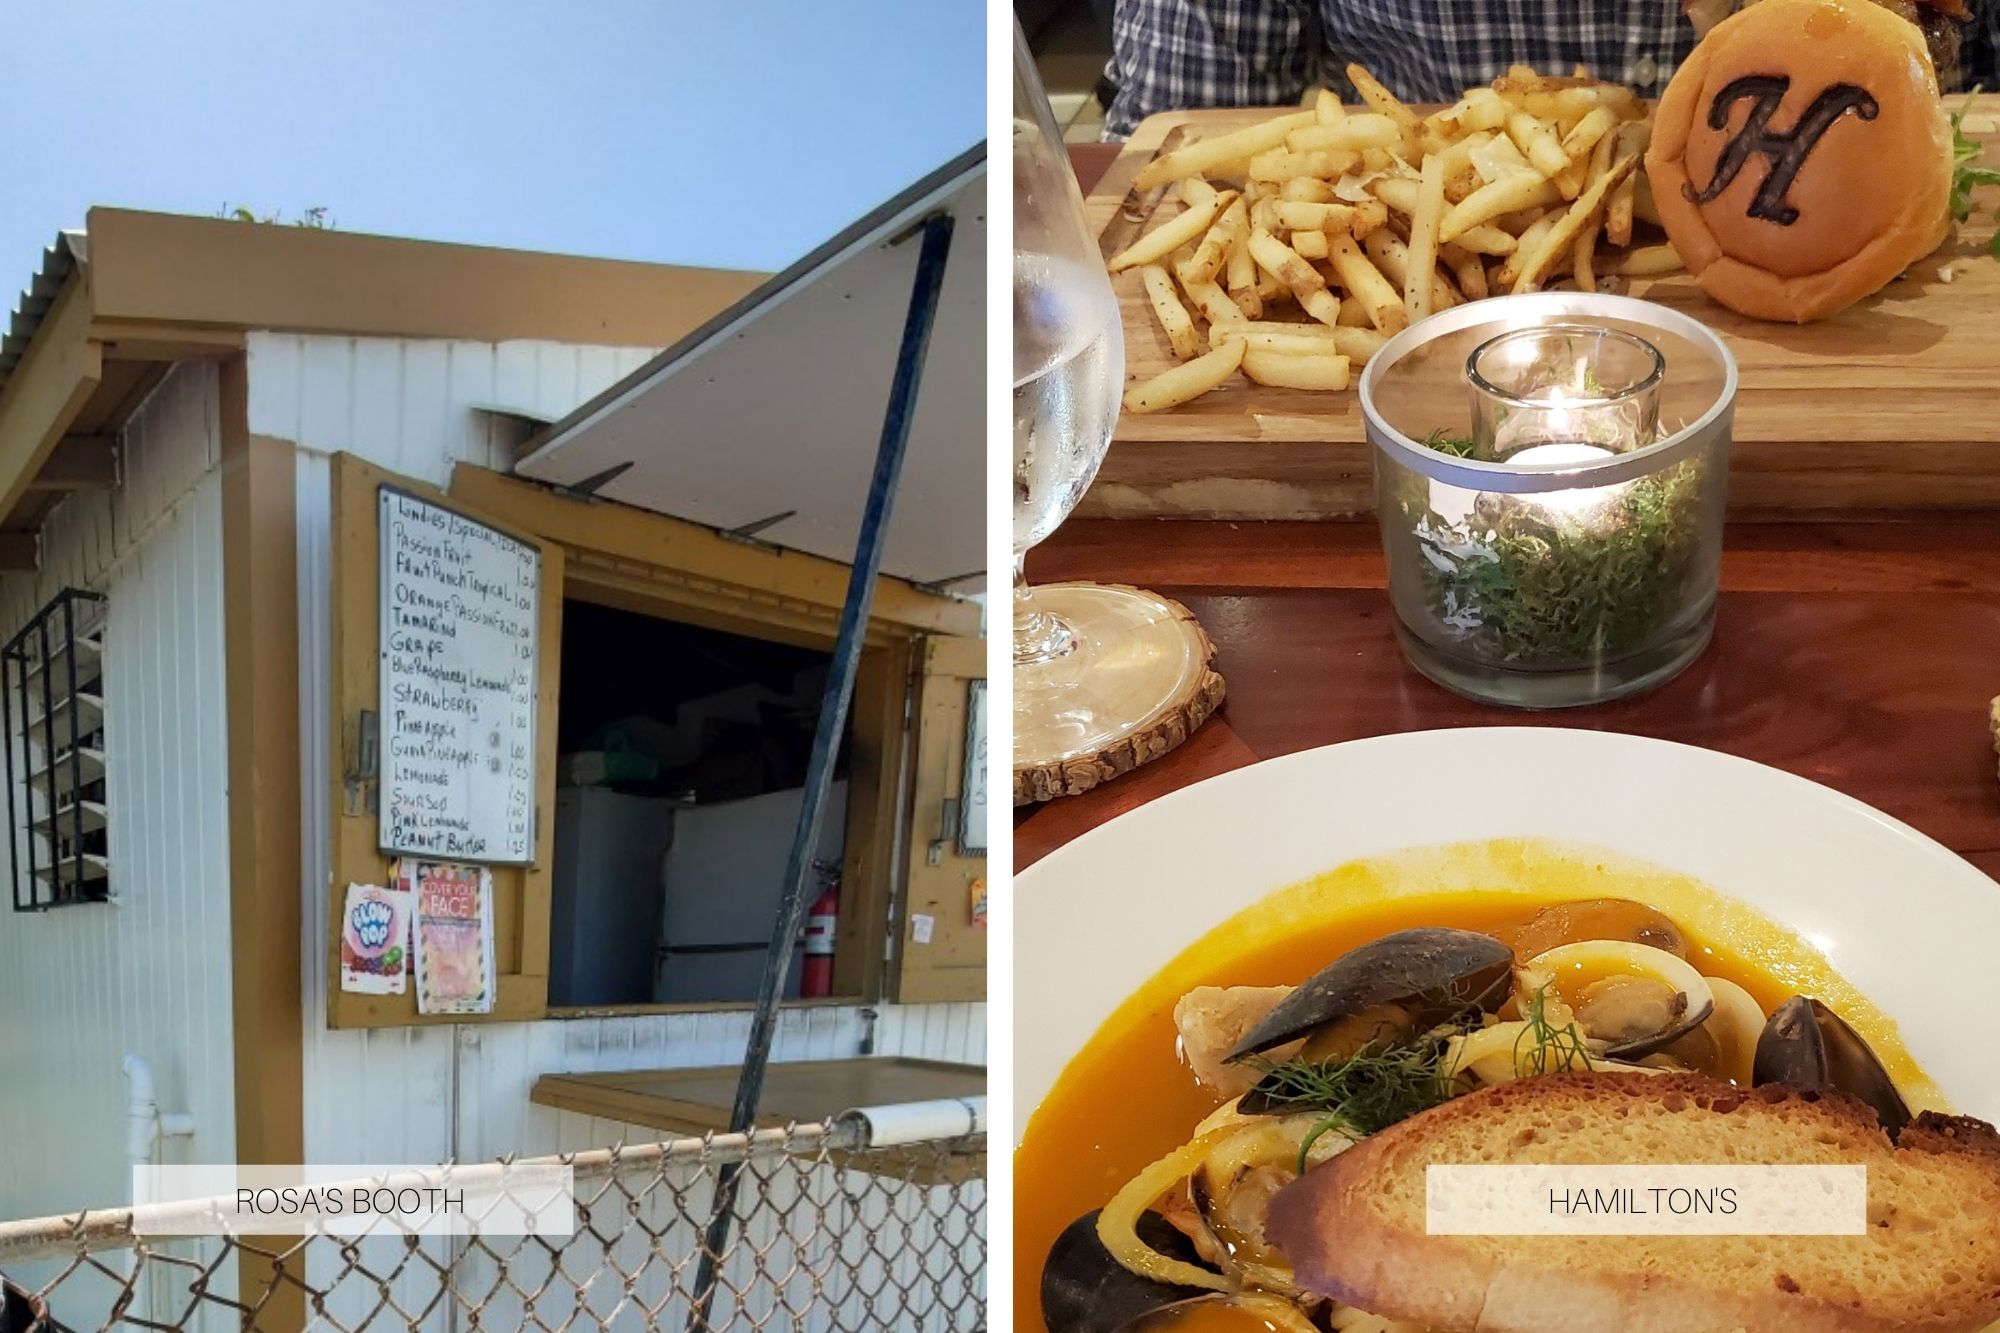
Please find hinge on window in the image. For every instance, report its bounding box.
[343,709,379,817]
[927,796,959,867]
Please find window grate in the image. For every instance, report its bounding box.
[4,589,108,911]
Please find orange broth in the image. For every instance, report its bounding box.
[1013,839,1939,1333]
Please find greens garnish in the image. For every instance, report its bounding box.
[1513,981,1594,1076]
[1246,985,1602,1172]
[1949,90,2000,260]
[1248,1027,1475,1171]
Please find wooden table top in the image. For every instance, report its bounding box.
[1018,145,2000,881]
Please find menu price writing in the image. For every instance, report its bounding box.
[378,488,539,863]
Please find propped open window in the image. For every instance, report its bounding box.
[545,598,861,1011]
[325,458,985,1030]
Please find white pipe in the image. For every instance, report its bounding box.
[122,1055,196,1170]
[122,1055,194,1326]
[834,1096,985,1149]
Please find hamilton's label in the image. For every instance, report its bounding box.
[1686,75,1880,224]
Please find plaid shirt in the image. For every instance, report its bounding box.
[1105,0,2000,137]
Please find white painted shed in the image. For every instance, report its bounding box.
[0,160,987,1323]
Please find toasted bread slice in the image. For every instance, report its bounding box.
[1266,1072,2000,1333]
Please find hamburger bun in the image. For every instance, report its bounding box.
[1647,0,1954,322]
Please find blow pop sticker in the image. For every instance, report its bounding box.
[340,883,410,995]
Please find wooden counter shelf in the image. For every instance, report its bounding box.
[531,1056,986,1183]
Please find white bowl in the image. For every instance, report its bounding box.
[1015,727,1998,1138]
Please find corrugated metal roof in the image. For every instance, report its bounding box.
[0,232,88,396]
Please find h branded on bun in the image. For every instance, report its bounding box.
[1647,0,1955,323]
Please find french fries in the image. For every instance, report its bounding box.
[1140,265,1200,360]
[1123,338,1246,414]
[1246,229,1344,327]
[1134,112,1317,191]
[1606,121,1649,246]
[1180,197,1248,285]
[1100,63,1673,412]
[1271,199,1388,236]
[1606,243,1685,276]
[1403,151,1448,320]
[1571,130,1619,293]
[1287,114,1405,153]
[1346,63,1422,144]
[1327,233,1409,335]
[1242,347,1351,390]
[1108,189,1232,272]
[1509,154,1638,294]
[1442,173,1563,243]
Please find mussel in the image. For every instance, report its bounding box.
[1041,1211,1211,1333]
[1040,1209,1316,1333]
[1223,928,1514,1066]
[1753,995,1913,1139]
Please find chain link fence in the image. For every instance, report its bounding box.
[0,1121,986,1333]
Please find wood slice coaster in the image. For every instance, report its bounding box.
[1013,583,1227,806]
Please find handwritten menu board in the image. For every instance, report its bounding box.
[378,488,539,863]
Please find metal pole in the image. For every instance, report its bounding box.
[687,210,955,1331]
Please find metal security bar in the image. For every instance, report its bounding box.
[0,1121,985,1333]
[3,588,109,912]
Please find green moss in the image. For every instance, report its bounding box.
[1400,434,1709,667]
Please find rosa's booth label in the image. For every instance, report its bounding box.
[339,882,411,995]
[132,1164,574,1238]
[1426,1164,1867,1236]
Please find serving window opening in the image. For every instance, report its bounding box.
[546,597,859,1011]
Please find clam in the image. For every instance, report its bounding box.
[1188,1162,1302,1297]
[1753,996,1912,1139]
[1223,928,1514,1066]
[1519,939,1715,1061]
[1041,1211,1212,1333]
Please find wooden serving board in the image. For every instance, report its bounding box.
[1081,100,2000,520]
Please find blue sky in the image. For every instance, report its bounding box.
[0,2,985,288]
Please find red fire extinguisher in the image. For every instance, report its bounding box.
[800,872,839,997]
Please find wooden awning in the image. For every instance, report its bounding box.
[514,146,987,591]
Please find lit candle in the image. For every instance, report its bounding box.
[1502,443,1624,522]
[1361,292,1737,708]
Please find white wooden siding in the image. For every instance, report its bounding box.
[0,336,984,1329]
[0,362,235,1223]
[246,334,662,487]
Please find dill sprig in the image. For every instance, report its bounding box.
[1950,90,2000,260]
[1512,982,1593,1077]
[1247,1030,1474,1172]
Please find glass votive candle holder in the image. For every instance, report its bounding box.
[1468,324,1663,459]
[1359,293,1738,709]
